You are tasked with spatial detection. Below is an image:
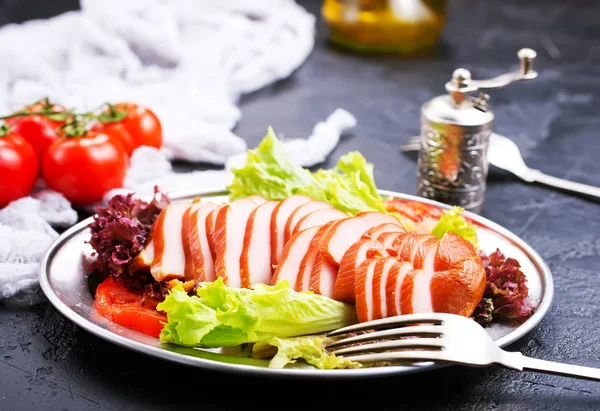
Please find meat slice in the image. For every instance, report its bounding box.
[399,268,422,315]
[411,236,439,269]
[334,239,384,304]
[308,251,338,299]
[434,231,483,272]
[149,202,192,282]
[384,231,486,318]
[240,200,278,288]
[377,231,405,256]
[354,259,378,323]
[320,212,404,269]
[387,233,441,315]
[295,220,338,292]
[182,202,217,283]
[206,203,227,260]
[271,225,321,288]
[430,264,485,316]
[430,232,486,317]
[392,233,437,266]
[392,232,425,263]
[214,196,267,287]
[293,208,348,236]
[130,218,157,272]
[385,261,414,316]
[403,241,440,314]
[397,232,486,317]
[371,257,398,320]
[270,195,312,266]
[362,223,405,241]
[284,200,333,243]
[333,231,405,304]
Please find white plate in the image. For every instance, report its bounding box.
[39,188,554,379]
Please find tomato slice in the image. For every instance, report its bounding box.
[93,277,166,338]
[384,199,444,223]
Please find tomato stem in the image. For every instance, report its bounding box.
[95,103,128,124]
[0,123,12,137]
[0,99,129,136]
[0,110,70,120]
[58,117,93,138]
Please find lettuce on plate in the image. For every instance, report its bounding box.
[430,206,479,249]
[227,127,387,216]
[473,249,535,325]
[157,278,357,348]
[252,336,361,369]
[87,187,170,300]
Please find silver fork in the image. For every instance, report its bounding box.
[401,133,600,199]
[327,313,600,381]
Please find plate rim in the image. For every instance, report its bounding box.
[39,187,554,379]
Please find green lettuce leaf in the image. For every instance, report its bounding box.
[311,151,387,214]
[226,127,322,202]
[226,127,387,215]
[430,206,479,248]
[157,278,358,348]
[252,336,362,369]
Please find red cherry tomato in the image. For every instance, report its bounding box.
[42,130,128,205]
[21,100,68,130]
[0,129,38,207]
[94,277,166,338]
[114,103,162,150]
[5,100,68,167]
[91,122,136,157]
[6,116,59,167]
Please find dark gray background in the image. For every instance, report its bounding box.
[1,0,599,410]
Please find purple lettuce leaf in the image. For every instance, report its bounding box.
[87,187,170,299]
[473,248,535,325]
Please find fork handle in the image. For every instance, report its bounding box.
[509,353,600,381]
[529,169,600,199]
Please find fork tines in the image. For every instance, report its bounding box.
[330,334,444,357]
[400,136,421,152]
[326,325,442,349]
[327,313,445,338]
[326,314,449,361]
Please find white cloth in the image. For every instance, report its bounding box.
[0,192,78,306]
[0,1,358,305]
[0,0,317,164]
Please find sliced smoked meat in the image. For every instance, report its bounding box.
[334,239,383,304]
[292,208,348,236]
[320,212,404,268]
[354,259,378,323]
[271,225,321,288]
[149,202,192,282]
[270,195,312,266]
[362,223,405,241]
[284,200,333,243]
[182,202,217,283]
[385,261,414,316]
[213,196,266,287]
[371,256,398,320]
[309,250,339,299]
[240,200,278,288]
[295,221,339,292]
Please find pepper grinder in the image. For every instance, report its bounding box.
[416,48,538,214]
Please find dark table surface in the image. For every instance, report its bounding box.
[1,0,600,410]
